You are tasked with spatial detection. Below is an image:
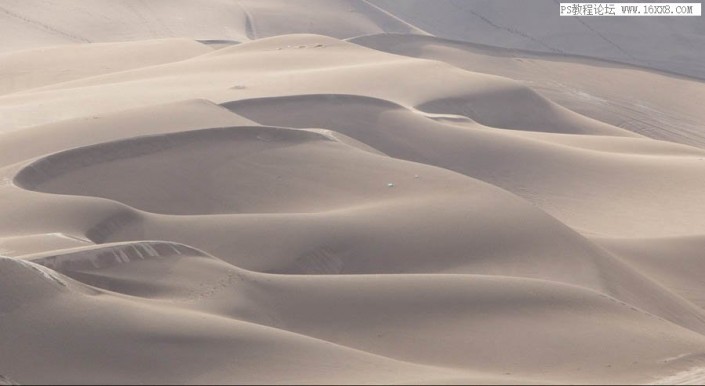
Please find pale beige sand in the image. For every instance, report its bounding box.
[1,3,705,385]
[0,39,213,96]
[0,0,422,53]
[351,33,705,149]
[369,0,705,80]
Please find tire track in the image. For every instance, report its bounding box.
[551,0,639,62]
[450,0,565,54]
[0,4,90,43]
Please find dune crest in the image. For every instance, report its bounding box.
[1,3,705,385]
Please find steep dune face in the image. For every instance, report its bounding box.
[0,256,73,308]
[2,259,474,385]
[225,94,705,238]
[4,116,705,382]
[4,247,705,384]
[2,5,705,385]
[351,33,705,149]
[0,99,256,167]
[0,33,635,134]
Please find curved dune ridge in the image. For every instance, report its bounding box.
[350,33,705,149]
[5,243,705,384]
[2,3,705,385]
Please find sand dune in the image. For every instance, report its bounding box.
[0,33,636,134]
[0,99,255,167]
[4,244,705,384]
[0,39,212,95]
[352,33,705,149]
[235,0,421,39]
[224,93,705,237]
[0,0,423,54]
[1,255,482,385]
[2,2,705,385]
[596,236,705,309]
[368,0,705,80]
[0,0,249,51]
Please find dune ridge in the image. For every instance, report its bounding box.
[351,33,705,149]
[1,4,705,385]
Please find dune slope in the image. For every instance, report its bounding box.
[1,9,705,386]
[351,33,705,149]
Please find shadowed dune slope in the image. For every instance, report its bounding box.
[595,236,705,310]
[1,256,486,385]
[224,94,705,238]
[6,123,705,341]
[351,33,705,149]
[3,248,705,384]
[0,99,255,167]
[1,24,705,386]
[0,34,636,135]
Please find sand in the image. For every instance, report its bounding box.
[1,1,705,384]
[368,0,705,80]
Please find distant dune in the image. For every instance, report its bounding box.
[1,1,705,385]
[369,0,705,80]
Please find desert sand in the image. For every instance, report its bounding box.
[1,1,705,384]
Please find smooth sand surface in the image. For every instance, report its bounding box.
[369,0,705,80]
[2,2,705,385]
[352,33,705,149]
